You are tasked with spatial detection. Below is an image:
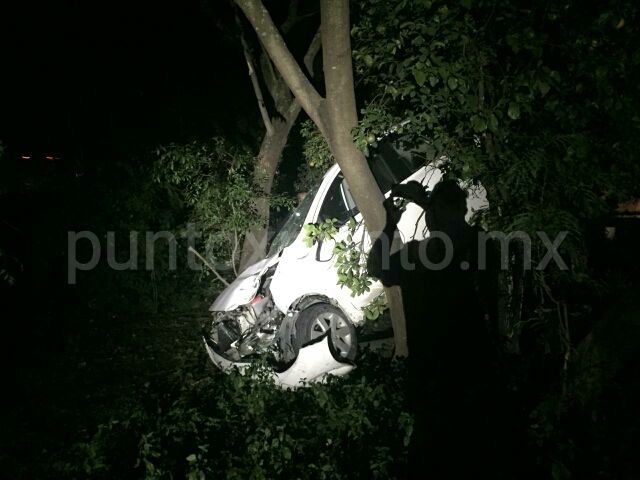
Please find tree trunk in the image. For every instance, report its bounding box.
[236,24,321,273]
[319,0,408,356]
[239,114,299,271]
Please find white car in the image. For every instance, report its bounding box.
[202,136,488,387]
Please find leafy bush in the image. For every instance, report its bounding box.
[71,161,204,313]
[295,120,334,193]
[56,348,412,479]
[154,137,293,280]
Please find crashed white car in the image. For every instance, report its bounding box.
[202,135,488,387]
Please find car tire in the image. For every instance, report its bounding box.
[294,303,357,361]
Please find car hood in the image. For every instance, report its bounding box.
[209,254,280,312]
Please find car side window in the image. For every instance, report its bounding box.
[377,142,417,181]
[316,135,429,223]
[318,174,357,226]
[368,151,396,193]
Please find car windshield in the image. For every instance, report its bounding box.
[267,183,320,257]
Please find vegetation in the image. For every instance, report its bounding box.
[55,348,411,480]
[154,137,293,281]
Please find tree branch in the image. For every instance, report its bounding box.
[259,45,292,116]
[279,27,321,125]
[235,10,274,135]
[235,0,329,136]
[280,0,298,35]
[231,229,240,277]
[303,28,322,77]
[188,247,231,287]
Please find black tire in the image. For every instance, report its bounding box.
[293,303,357,361]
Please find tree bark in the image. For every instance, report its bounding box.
[319,0,408,356]
[237,26,322,272]
[236,0,409,356]
[239,104,300,271]
[235,0,330,138]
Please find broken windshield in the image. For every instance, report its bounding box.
[267,183,320,257]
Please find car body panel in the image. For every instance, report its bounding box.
[209,254,281,312]
[268,162,488,325]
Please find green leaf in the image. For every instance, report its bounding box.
[364,55,374,66]
[186,454,197,462]
[447,77,458,90]
[426,145,436,161]
[282,446,292,460]
[551,460,571,480]
[488,113,499,132]
[507,103,520,120]
[471,116,487,132]
[412,68,426,87]
[461,0,472,8]
[538,82,550,96]
[595,65,608,79]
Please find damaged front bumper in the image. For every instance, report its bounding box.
[203,295,354,388]
[203,334,354,389]
[203,253,354,387]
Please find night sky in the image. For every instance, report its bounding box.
[0,0,259,166]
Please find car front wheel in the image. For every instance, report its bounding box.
[293,304,357,361]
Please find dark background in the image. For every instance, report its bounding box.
[0,0,258,166]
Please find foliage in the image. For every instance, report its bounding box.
[295,120,334,193]
[154,137,293,279]
[0,247,21,286]
[154,138,259,277]
[332,218,374,298]
[362,293,387,321]
[302,218,338,248]
[352,0,639,286]
[56,348,412,479]
[73,162,203,313]
[351,0,640,474]
[302,216,387,319]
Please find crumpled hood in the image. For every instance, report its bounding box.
[209,254,280,312]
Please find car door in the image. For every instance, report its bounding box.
[309,148,440,323]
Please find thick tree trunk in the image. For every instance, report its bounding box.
[319,0,408,356]
[239,114,298,271]
[237,26,321,273]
